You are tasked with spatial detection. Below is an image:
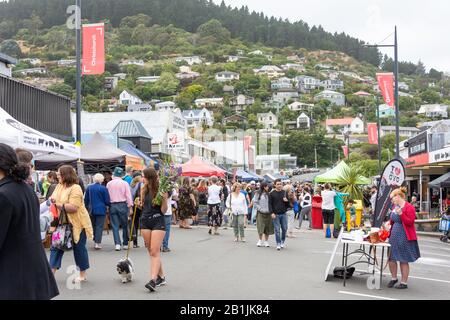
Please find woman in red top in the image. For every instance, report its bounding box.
[387,187,421,289]
[445,193,450,211]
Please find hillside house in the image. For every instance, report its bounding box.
[229,94,255,113]
[297,112,311,129]
[182,108,214,128]
[119,90,142,106]
[295,76,321,93]
[271,77,295,90]
[194,98,224,109]
[314,90,345,106]
[215,71,240,82]
[257,112,278,129]
[175,56,202,65]
[253,65,284,78]
[325,117,364,134]
[321,79,344,91]
[418,104,449,118]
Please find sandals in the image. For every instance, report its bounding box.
[387,279,398,288]
[72,276,87,284]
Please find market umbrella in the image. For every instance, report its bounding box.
[314,161,370,185]
[181,156,226,177]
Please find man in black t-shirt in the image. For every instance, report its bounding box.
[269,179,289,250]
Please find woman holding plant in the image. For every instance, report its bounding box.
[140,167,169,292]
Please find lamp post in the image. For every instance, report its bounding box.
[75,0,82,144]
[364,26,400,159]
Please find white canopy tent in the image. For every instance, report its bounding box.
[0,106,80,158]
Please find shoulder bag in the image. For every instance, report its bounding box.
[51,204,74,251]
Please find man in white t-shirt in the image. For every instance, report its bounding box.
[207,176,223,235]
[321,183,336,238]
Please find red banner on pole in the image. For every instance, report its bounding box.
[367,123,378,145]
[82,23,105,75]
[342,145,349,158]
[244,136,252,151]
[376,73,394,108]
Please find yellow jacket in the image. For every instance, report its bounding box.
[52,183,93,244]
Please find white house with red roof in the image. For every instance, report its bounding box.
[353,91,372,97]
[325,117,364,134]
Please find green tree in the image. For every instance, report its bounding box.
[48,83,73,98]
[0,39,22,58]
[420,89,440,104]
[197,19,231,44]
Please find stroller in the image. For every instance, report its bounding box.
[439,208,450,243]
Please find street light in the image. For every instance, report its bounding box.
[363,26,400,159]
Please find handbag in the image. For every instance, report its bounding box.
[224,194,233,224]
[51,205,74,251]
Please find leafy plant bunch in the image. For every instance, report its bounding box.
[152,162,181,206]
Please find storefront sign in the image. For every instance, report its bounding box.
[408,132,427,157]
[429,146,450,164]
[405,153,429,168]
[167,132,184,150]
[373,159,405,227]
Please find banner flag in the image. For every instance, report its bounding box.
[244,136,252,151]
[376,73,395,108]
[342,145,349,158]
[82,23,105,75]
[373,159,405,227]
[367,123,378,145]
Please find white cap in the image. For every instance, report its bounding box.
[250,181,256,185]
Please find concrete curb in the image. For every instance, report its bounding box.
[417,231,442,238]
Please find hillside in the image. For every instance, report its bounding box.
[0,0,382,65]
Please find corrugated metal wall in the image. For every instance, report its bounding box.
[0,75,73,141]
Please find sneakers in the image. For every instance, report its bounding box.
[395,283,408,289]
[257,240,263,247]
[276,245,281,251]
[264,241,270,247]
[145,279,157,292]
[208,229,212,235]
[387,279,398,288]
[281,242,285,249]
[162,247,171,252]
[115,244,121,251]
[295,226,301,230]
[94,243,102,250]
[241,237,246,242]
[155,275,166,287]
[122,244,129,250]
[234,237,239,242]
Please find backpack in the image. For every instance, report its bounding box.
[198,192,207,205]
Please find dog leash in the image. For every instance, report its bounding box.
[126,199,139,260]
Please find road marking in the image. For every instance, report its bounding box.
[355,269,450,284]
[421,252,450,258]
[420,244,450,252]
[338,291,397,300]
[408,276,450,284]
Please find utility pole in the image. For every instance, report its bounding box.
[314,146,318,169]
[75,0,82,144]
[364,26,400,159]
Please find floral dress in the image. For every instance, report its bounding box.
[178,187,195,220]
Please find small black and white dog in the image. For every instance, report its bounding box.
[116,258,134,283]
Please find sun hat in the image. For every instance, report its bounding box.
[113,167,124,177]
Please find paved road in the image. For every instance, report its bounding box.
[51,224,450,300]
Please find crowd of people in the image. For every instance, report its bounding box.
[0,143,424,299]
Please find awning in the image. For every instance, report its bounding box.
[429,172,450,188]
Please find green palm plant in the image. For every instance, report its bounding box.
[335,165,364,202]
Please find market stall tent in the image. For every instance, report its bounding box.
[181,156,226,177]
[0,106,80,158]
[429,172,450,188]
[314,161,371,185]
[34,132,144,172]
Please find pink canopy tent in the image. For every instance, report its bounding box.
[181,156,226,177]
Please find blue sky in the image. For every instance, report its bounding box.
[214,0,450,72]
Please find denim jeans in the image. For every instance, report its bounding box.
[49,229,89,271]
[273,213,287,245]
[162,215,172,249]
[110,202,129,246]
[90,214,106,244]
